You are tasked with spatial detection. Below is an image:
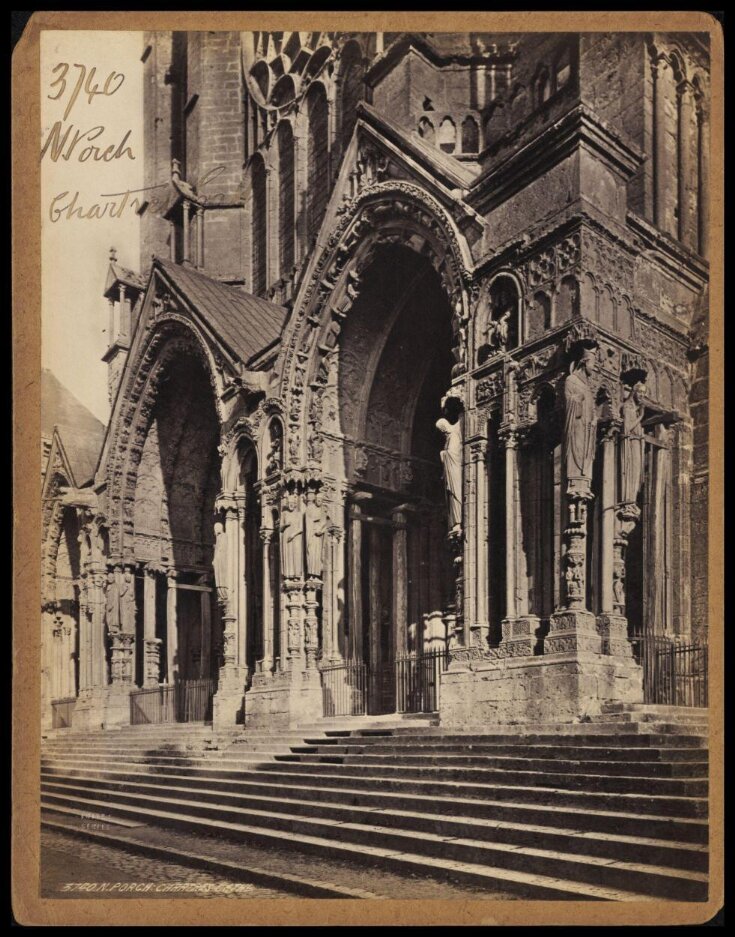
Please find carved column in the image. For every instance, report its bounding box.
[303,578,320,670]
[196,205,205,269]
[498,425,534,657]
[696,100,709,257]
[166,568,178,683]
[76,580,92,694]
[327,525,344,661]
[182,198,191,264]
[677,79,695,248]
[89,568,108,689]
[368,524,382,707]
[284,580,305,671]
[235,493,248,672]
[109,564,134,685]
[259,527,274,672]
[347,498,366,660]
[392,507,409,660]
[597,421,632,658]
[471,438,490,648]
[652,55,669,233]
[143,565,161,686]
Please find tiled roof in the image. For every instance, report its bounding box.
[155,258,288,365]
[41,370,106,485]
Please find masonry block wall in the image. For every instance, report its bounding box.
[140,32,174,272]
[689,292,709,641]
[185,31,245,280]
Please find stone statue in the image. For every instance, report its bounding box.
[436,413,463,534]
[213,519,227,598]
[304,489,327,578]
[119,567,136,633]
[104,570,120,634]
[280,494,304,580]
[563,346,598,481]
[621,381,647,505]
[486,307,511,351]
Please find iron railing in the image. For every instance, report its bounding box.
[321,649,450,717]
[129,678,215,725]
[51,697,76,729]
[321,659,368,717]
[631,635,708,708]
[396,648,450,714]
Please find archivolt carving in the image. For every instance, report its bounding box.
[106,319,225,556]
[279,181,474,468]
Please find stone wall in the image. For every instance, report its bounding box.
[140,32,174,271]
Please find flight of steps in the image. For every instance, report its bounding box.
[40,706,709,901]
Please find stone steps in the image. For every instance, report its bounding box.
[41,755,708,819]
[42,773,708,872]
[39,785,706,900]
[40,720,709,900]
[41,750,707,796]
[40,763,708,843]
[40,746,708,777]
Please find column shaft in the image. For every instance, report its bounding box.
[504,432,517,620]
[260,529,274,669]
[166,570,178,682]
[653,58,669,231]
[348,506,363,659]
[600,429,618,613]
[200,590,211,679]
[678,82,694,247]
[392,511,408,659]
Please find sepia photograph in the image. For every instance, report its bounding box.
[13,11,723,926]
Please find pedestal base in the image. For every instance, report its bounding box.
[72,685,130,731]
[597,613,634,657]
[497,616,542,658]
[545,609,602,656]
[212,665,248,731]
[243,667,324,729]
[440,651,643,728]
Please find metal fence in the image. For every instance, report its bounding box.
[129,678,214,725]
[631,635,708,708]
[321,659,368,717]
[51,697,76,729]
[321,649,449,717]
[396,648,450,714]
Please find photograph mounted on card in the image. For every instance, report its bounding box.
[12,11,723,928]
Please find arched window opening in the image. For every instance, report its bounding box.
[478,276,521,363]
[306,84,329,247]
[461,115,480,154]
[418,117,435,144]
[276,122,295,278]
[525,290,551,342]
[437,117,457,153]
[536,68,552,105]
[270,74,295,109]
[556,276,578,324]
[251,157,267,295]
